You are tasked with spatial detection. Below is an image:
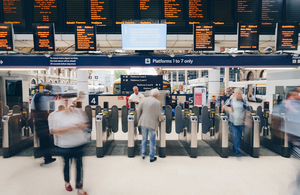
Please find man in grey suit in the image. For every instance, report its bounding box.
[137,88,165,162]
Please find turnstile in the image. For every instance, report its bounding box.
[158,105,172,158]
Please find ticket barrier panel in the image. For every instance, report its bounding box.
[202,105,229,158]
[95,102,118,158]
[176,102,199,158]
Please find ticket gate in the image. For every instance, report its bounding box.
[258,101,290,157]
[175,102,199,158]
[202,103,229,158]
[95,102,118,158]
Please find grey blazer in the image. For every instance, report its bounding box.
[137,96,165,131]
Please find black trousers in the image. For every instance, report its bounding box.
[39,136,53,161]
[57,145,85,189]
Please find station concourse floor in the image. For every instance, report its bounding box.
[0,119,299,195]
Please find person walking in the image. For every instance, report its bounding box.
[137,88,165,162]
[225,88,251,157]
[48,94,89,195]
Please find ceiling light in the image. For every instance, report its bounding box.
[0,68,47,71]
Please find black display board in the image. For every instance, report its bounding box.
[2,0,27,32]
[32,23,55,51]
[65,0,88,32]
[260,0,283,34]
[238,23,259,50]
[275,23,298,51]
[90,0,114,33]
[121,75,163,94]
[115,0,136,32]
[0,23,14,51]
[285,0,300,30]
[75,24,97,51]
[139,0,160,20]
[213,0,236,34]
[188,0,211,32]
[164,0,187,33]
[237,0,258,23]
[193,24,215,51]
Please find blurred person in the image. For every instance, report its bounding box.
[222,88,232,105]
[73,91,85,108]
[48,94,89,195]
[137,88,165,162]
[129,86,144,111]
[30,87,56,165]
[218,89,225,112]
[207,94,219,108]
[225,88,251,157]
[165,91,177,109]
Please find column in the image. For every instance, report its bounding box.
[176,70,179,82]
[198,70,202,78]
[185,70,188,93]
[208,68,220,97]
[77,70,89,109]
[225,67,229,89]
[170,70,173,90]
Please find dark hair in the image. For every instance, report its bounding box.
[246,71,253,81]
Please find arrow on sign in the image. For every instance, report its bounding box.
[0,60,3,64]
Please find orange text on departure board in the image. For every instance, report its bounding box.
[239,24,258,49]
[280,25,296,48]
[189,0,204,20]
[76,26,95,50]
[34,0,57,22]
[195,25,213,49]
[0,27,11,49]
[261,0,279,25]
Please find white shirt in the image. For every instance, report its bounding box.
[129,92,144,110]
[48,108,88,148]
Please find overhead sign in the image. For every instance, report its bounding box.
[238,23,259,50]
[75,25,97,51]
[193,24,215,51]
[32,23,55,51]
[0,24,14,51]
[275,23,299,51]
[121,75,163,94]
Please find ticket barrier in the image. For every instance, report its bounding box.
[158,105,172,158]
[95,102,118,158]
[258,102,290,157]
[176,102,199,158]
[202,103,229,158]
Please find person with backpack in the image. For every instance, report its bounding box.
[225,88,251,157]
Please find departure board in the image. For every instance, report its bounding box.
[90,0,113,28]
[164,0,186,33]
[140,0,160,20]
[33,0,58,23]
[193,24,215,51]
[285,0,300,29]
[32,23,55,51]
[276,23,298,51]
[261,0,282,33]
[237,0,258,23]
[213,0,235,33]
[75,25,97,51]
[2,0,26,31]
[65,0,88,32]
[0,24,14,51]
[238,23,259,50]
[189,0,210,28]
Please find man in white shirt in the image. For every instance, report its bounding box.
[129,86,144,110]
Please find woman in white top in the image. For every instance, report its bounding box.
[48,94,89,195]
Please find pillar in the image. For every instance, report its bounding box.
[77,70,89,109]
[198,70,202,78]
[225,67,229,89]
[185,70,188,93]
[176,70,179,82]
[171,70,173,90]
[208,68,220,97]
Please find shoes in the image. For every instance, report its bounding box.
[77,189,88,195]
[142,156,145,160]
[236,153,242,157]
[150,157,157,163]
[65,183,73,192]
[44,158,56,164]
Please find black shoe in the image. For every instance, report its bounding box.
[236,153,242,157]
[142,156,145,160]
[44,158,56,164]
[150,157,157,163]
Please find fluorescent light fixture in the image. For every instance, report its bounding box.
[0,68,47,71]
[244,67,297,70]
[78,68,130,71]
[161,68,213,70]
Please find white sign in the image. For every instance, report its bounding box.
[194,87,206,107]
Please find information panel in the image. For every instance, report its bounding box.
[213,0,235,33]
[115,0,135,32]
[33,0,58,23]
[75,25,97,51]
[140,0,160,20]
[65,0,88,31]
[0,23,14,51]
[285,0,300,29]
[238,23,259,50]
[193,24,215,51]
[275,23,298,51]
[261,0,282,33]
[2,0,26,31]
[164,0,186,32]
[237,0,258,23]
[121,75,163,94]
[189,0,210,25]
[90,0,113,29]
[32,23,55,51]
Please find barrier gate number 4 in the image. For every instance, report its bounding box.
[89,95,98,105]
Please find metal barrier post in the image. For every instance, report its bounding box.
[159,114,166,158]
[2,115,10,158]
[96,114,104,158]
[128,113,135,158]
[190,114,198,158]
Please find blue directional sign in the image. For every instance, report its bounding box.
[89,95,98,106]
[121,75,163,94]
[95,76,98,79]
[88,76,92,79]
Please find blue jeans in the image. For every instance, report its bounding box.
[140,127,156,159]
[230,124,244,155]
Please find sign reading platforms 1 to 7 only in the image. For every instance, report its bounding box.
[193,24,215,51]
[32,23,55,51]
[238,23,259,50]
[276,23,299,51]
[0,24,14,51]
[121,75,163,94]
[75,25,97,51]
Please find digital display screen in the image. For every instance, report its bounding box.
[75,25,97,51]
[32,23,55,51]
[193,24,215,51]
[189,0,210,25]
[90,0,113,28]
[2,0,26,31]
[122,24,166,50]
[261,0,282,33]
[213,0,235,33]
[65,0,88,31]
[276,23,298,50]
[237,0,258,23]
[238,23,259,50]
[140,0,160,20]
[0,23,14,51]
[285,0,300,29]
[33,0,58,23]
[164,0,186,33]
[115,0,135,32]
